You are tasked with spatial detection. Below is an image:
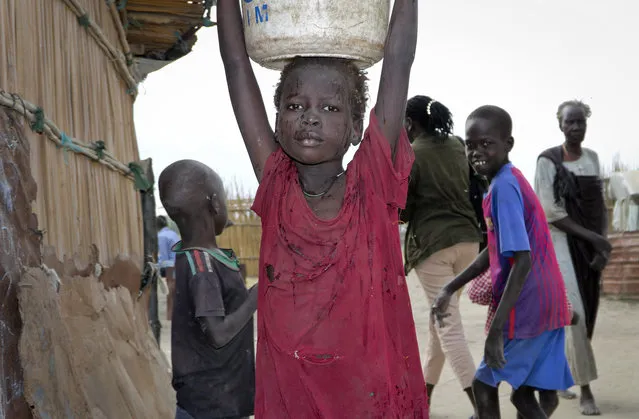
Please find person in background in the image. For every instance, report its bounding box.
[400,95,482,415]
[534,100,609,416]
[157,215,180,320]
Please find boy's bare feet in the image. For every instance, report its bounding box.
[580,386,601,416]
[539,390,560,417]
[516,390,559,418]
[558,390,577,399]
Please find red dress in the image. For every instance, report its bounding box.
[252,110,428,418]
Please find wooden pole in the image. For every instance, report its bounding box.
[136,158,161,344]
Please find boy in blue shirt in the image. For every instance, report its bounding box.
[433,106,573,418]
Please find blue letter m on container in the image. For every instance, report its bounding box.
[244,0,269,26]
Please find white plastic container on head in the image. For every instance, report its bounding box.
[241,0,391,70]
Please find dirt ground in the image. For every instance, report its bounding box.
[159,272,639,418]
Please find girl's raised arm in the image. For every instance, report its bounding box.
[374,0,418,156]
[217,0,277,181]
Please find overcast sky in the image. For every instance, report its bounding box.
[134,0,639,215]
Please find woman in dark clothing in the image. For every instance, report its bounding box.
[464,142,489,251]
[534,100,610,416]
[401,96,483,415]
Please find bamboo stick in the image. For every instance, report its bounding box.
[108,1,133,65]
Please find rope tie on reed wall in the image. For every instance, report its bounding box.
[59,132,82,165]
[126,84,140,95]
[0,90,153,190]
[30,107,46,134]
[128,163,153,192]
[92,141,107,160]
[77,13,91,28]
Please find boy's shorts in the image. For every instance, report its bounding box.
[475,328,574,391]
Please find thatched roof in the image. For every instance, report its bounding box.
[119,0,214,78]
[124,0,213,59]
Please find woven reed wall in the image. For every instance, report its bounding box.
[1,0,143,265]
[216,198,262,278]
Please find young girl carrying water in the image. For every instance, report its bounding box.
[217,0,427,417]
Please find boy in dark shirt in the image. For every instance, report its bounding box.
[159,160,258,419]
